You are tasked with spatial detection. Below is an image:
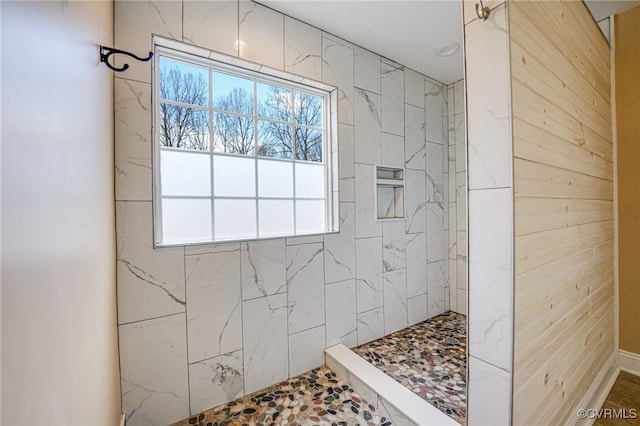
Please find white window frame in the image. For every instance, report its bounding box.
[152,38,339,247]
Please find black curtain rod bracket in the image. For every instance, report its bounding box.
[100,46,153,72]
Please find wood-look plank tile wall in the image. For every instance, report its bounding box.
[510,1,615,424]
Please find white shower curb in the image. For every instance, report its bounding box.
[325,344,460,426]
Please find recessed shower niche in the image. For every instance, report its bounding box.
[376,166,405,220]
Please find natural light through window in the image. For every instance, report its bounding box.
[153,46,337,246]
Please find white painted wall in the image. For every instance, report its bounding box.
[1,1,121,424]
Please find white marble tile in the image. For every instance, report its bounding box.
[242,294,289,394]
[404,169,427,234]
[454,79,465,115]
[457,230,468,259]
[238,1,284,70]
[114,0,182,83]
[381,60,405,136]
[339,124,355,202]
[426,142,444,202]
[381,133,405,169]
[377,186,396,219]
[450,285,459,314]
[382,221,407,272]
[287,243,325,334]
[406,232,427,298]
[404,68,425,108]
[448,204,457,254]
[448,81,455,121]
[457,289,467,315]
[407,294,428,326]
[457,254,468,292]
[320,31,353,48]
[354,88,382,165]
[426,203,445,263]
[188,350,244,415]
[289,325,326,376]
[455,113,466,174]
[116,201,185,325]
[354,46,380,94]
[185,242,240,256]
[119,314,189,426]
[383,269,408,334]
[284,16,321,80]
[183,1,238,57]
[448,143,457,189]
[444,286,451,311]
[465,4,512,190]
[379,398,421,426]
[467,356,512,426]
[443,192,450,230]
[425,81,444,145]
[456,172,467,231]
[357,307,384,345]
[348,373,379,410]
[115,79,152,201]
[404,104,426,171]
[427,261,446,317]
[469,188,513,371]
[325,203,356,284]
[356,237,384,314]
[285,234,323,246]
[322,36,354,125]
[186,251,242,363]
[355,164,382,238]
[240,239,286,300]
[442,85,449,147]
[325,279,358,348]
[378,397,416,426]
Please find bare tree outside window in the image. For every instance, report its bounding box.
[159,62,210,150]
[213,87,255,155]
[159,63,323,162]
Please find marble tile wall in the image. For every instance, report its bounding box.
[463,1,514,424]
[114,1,449,424]
[446,79,467,315]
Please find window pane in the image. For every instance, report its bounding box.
[162,198,212,244]
[257,120,292,159]
[159,57,209,107]
[160,104,210,151]
[160,149,211,196]
[213,112,254,155]
[259,200,294,237]
[214,199,257,240]
[295,200,325,234]
[257,82,291,121]
[212,71,254,114]
[213,155,255,197]
[294,127,322,162]
[294,92,323,127]
[258,159,293,197]
[295,163,325,198]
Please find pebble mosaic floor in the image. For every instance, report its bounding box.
[353,311,467,424]
[173,366,390,426]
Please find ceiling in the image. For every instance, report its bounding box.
[259,0,640,86]
[259,0,463,85]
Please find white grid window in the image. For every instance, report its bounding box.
[153,46,337,246]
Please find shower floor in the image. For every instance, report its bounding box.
[172,365,389,426]
[353,311,467,424]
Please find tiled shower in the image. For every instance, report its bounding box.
[114,1,467,424]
